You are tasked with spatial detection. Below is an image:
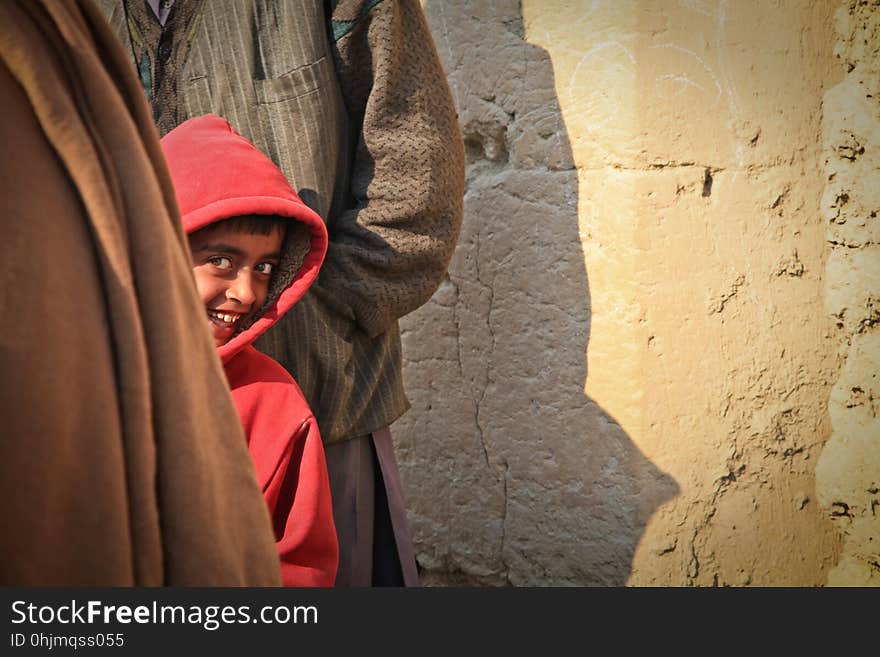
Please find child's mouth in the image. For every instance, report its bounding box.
[207,309,244,329]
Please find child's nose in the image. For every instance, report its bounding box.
[228,271,256,306]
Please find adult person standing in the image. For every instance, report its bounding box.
[96,0,465,586]
[0,0,282,585]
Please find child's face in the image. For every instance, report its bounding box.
[188,223,285,346]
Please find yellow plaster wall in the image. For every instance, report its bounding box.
[401,0,877,585]
[523,0,844,585]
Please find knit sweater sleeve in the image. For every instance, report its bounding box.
[320,0,465,338]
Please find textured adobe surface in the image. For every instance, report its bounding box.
[816,0,880,586]
[396,0,876,585]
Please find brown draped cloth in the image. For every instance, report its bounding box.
[0,0,282,586]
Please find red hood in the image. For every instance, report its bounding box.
[161,114,327,363]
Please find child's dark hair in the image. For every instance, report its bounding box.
[207,214,287,236]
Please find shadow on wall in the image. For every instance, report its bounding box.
[396,0,679,585]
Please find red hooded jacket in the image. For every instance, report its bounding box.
[161,114,338,586]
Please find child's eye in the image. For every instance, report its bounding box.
[208,256,233,270]
[255,262,275,275]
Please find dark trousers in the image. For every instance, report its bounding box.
[323,427,419,587]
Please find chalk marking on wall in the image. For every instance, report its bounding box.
[568,40,637,134]
[716,0,744,168]
[678,0,716,19]
[655,73,711,99]
[648,43,723,104]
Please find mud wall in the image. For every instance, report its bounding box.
[395,0,877,585]
[816,0,880,586]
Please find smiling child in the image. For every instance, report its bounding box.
[161,114,338,586]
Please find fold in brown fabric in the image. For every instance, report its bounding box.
[0,0,282,585]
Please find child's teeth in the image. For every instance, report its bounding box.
[209,311,241,324]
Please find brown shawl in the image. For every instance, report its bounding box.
[0,0,281,585]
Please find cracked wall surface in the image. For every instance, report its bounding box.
[816,0,880,586]
[395,0,874,585]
